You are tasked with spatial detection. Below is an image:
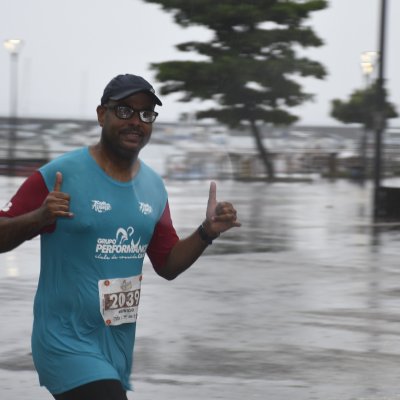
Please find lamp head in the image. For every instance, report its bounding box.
[3,39,24,54]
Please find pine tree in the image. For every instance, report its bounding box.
[143,0,328,179]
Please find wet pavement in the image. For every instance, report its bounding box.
[1,177,400,399]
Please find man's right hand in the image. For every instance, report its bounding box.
[40,172,73,226]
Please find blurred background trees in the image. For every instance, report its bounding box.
[331,83,398,131]
[141,0,328,180]
[331,82,398,180]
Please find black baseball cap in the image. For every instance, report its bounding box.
[100,74,162,106]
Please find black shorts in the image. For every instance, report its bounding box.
[52,379,128,400]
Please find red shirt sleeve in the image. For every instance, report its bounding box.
[0,171,55,234]
[147,200,179,272]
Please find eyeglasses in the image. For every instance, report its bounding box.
[105,104,158,123]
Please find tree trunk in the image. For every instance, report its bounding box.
[249,119,274,181]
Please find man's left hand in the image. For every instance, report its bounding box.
[204,181,241,237]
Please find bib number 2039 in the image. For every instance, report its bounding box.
[98,275,142,326]
[105,290,140,310]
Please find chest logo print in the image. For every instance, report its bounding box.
[139,202,152,215]
[116,227,134,244]
[95,226,148,261]
[92,200,112,213]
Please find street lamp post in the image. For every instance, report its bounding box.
[3,39,24,176]
[373,0,387,220]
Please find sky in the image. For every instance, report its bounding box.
[1,0,399,127]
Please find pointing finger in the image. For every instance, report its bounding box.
[54,171,62,192]
[208,181,217,205]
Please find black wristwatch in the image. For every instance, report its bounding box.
[197,223,219,245]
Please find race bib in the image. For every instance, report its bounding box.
[98,275,142,326]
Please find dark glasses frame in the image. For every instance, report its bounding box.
[104,104,158,123]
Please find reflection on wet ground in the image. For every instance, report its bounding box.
[1,177,400,399]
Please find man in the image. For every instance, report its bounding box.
[0,74,240,400]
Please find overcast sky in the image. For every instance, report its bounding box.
[1,0,399,127]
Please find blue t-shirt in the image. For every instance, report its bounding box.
[32,147,168,394]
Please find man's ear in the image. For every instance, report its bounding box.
[97,105,105,127]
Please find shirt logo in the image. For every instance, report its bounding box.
[1,201,12,212]
[92,200,112,213]
[139,202,152,215]
[95,226,148,261]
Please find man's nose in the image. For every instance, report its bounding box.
[127,111,142,124]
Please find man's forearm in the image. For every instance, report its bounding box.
[157,228,212,280]
[0,211,45,253]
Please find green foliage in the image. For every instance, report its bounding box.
[143,0,327,128]
[331,83,398,130]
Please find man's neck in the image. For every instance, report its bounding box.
[89,143,140,182]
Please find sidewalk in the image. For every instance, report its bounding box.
[132,246,400,400]
[2,245,400,400]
